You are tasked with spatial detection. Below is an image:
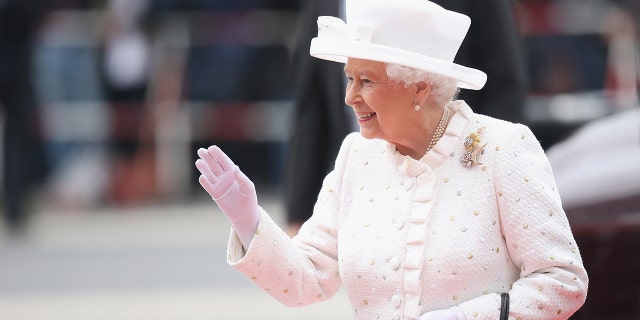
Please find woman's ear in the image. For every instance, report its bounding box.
[414,81,431,105]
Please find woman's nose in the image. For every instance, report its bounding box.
[344,83,360,107]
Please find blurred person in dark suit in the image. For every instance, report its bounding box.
[433,0,527,123]
[283,0,526,236]
[282,0,355,236]
[0,0,51,234]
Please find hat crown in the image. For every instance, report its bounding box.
[348,0,470,63]
[310,0,487,90]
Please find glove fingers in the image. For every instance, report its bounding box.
[198,148,225,176]
[208,145,236,172]
[196,148,212,163]
[199,170,237,200]
[196,145,255,200]
[195,158,211,175]
[195,159,219,183]
[198,175,217,197]
[196,158,225,199]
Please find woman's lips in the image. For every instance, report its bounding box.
[357,112,376,122]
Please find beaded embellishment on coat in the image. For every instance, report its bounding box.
[460,127,486,167]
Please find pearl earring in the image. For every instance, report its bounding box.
[414,104,421,111]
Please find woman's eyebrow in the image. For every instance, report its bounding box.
[343,68,378,78]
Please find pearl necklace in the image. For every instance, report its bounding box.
[426,107,451,153]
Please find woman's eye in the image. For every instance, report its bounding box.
[362,79,372,84]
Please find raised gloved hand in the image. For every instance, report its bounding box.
[420,306,467,320]
[195,146,259,248]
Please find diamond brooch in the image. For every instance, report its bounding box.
[460,127,486,167]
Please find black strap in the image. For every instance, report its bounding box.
[500,292,510,320]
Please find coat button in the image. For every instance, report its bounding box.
[390,294,402,309]
[393,218,406,230]
[403,179,414,191]
[389,256,401,270]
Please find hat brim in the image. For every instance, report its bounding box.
[310,37,487,90]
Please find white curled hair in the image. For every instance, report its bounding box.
[386,63,460,107]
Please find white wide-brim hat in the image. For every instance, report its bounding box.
[310,0,487,90]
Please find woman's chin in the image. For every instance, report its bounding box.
[358,129,377,140]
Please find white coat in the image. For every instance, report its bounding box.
[227,101,588,320]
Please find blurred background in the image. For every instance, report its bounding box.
[0,0,638,319]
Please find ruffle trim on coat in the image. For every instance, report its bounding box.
[384,101,472,318]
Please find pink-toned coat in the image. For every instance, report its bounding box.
[227,101,588,320]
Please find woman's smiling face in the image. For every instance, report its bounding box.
[344,58,417,143]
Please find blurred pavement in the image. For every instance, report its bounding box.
[0,194,352,320]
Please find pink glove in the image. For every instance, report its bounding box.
[420,306,467,320]
[195,146,259,248]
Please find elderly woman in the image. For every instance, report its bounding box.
[195,0,588,319]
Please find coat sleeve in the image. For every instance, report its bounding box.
[458,124,588,319]
[226,133,357,307]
